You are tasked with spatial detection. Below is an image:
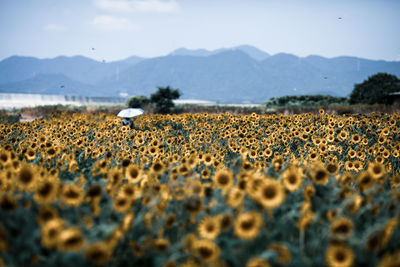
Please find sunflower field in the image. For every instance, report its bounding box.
[0,110,399,267]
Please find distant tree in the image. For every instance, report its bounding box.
[126,95,149,108]
[150,86,181,114]
[349,73,400,105]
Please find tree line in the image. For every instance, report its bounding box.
[127,73,400,113]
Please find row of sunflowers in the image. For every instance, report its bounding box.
[0,110,399,266]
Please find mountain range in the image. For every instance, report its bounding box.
[1,45,399,103]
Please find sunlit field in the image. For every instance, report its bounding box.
[1,110,399,267]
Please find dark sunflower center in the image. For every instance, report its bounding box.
[263,186,276,199]
[198,247,213,258]
[38,183,53,196]
[241,219,255,230]
[19,169,33,184]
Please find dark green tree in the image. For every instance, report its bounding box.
[126,95,150,108]
[349,73,400,105]
[150,86,181,114]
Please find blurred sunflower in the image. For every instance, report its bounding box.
[112,193,133,213]
[60,183,84,207]
[367,162,386,180]
[33,176,59,204]
[310,163,330,186]
[212,169,234,190]
[257,178,285,210]
[84,242,113,265]
[234,211,263,240]
[325,243,354,267]
[41,218,65,249]
[268,243,291,264]
[154,238,170,252]
[282,166,303,192]
[192,239,221,264]
[125,164,142,183]
[57,228,85,252]
[197,216,220,240]
[15,163,38,192]
[225,187,244,207]
[330,217,354,240]
[356,171,375,192]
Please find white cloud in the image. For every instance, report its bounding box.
[93,0,180,13]
[43,24,67,32]
[91,15,138,31]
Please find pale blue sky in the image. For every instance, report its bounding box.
[0,0,399,61]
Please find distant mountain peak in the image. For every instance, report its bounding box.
[169,45,270,61]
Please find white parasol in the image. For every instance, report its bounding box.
[117,108,144,118]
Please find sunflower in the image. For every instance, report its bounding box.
[325,244,355,267]
[84,242,113,265]
[125,165,142,183]
[0,194,17,211]
[212,169,234,190]
[112,193,133,213]
[201,168,211,179]
[282,166,303,192]
[192,239,221,264]
[41,218,65,249]
[61,184,84,207]
[0,150,11,166]
[246,258,271,267]
[33,176,59,204]
[268,243,291,264]
[326,162,340,175]
[36,205,59,225]
[310,163,330,186]
[303,184,316,201]
[225,187,244,207]
[257,178,285,210]
[234,211,263,240]
[15,163,38,192]
[153,238,170,252]
[338,173,354,188]
[151,160,165,174]
[388,171,400,187]
[25,148,37,161]
[203,153,214,166]
[330,217,354,240]
[197,216,220,240]
[57,227,85,252]
[367,162,386,180]
[356,171,375,192]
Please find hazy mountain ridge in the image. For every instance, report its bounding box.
[1,45,399,102]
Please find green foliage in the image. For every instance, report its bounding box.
[126,95,150,108]
[150,86,181,114]
[265,95,348,108]
[349,73,400,105]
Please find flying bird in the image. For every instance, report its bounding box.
[91,47,95,50]
[60,85,65,88]
[338,17,342,19]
